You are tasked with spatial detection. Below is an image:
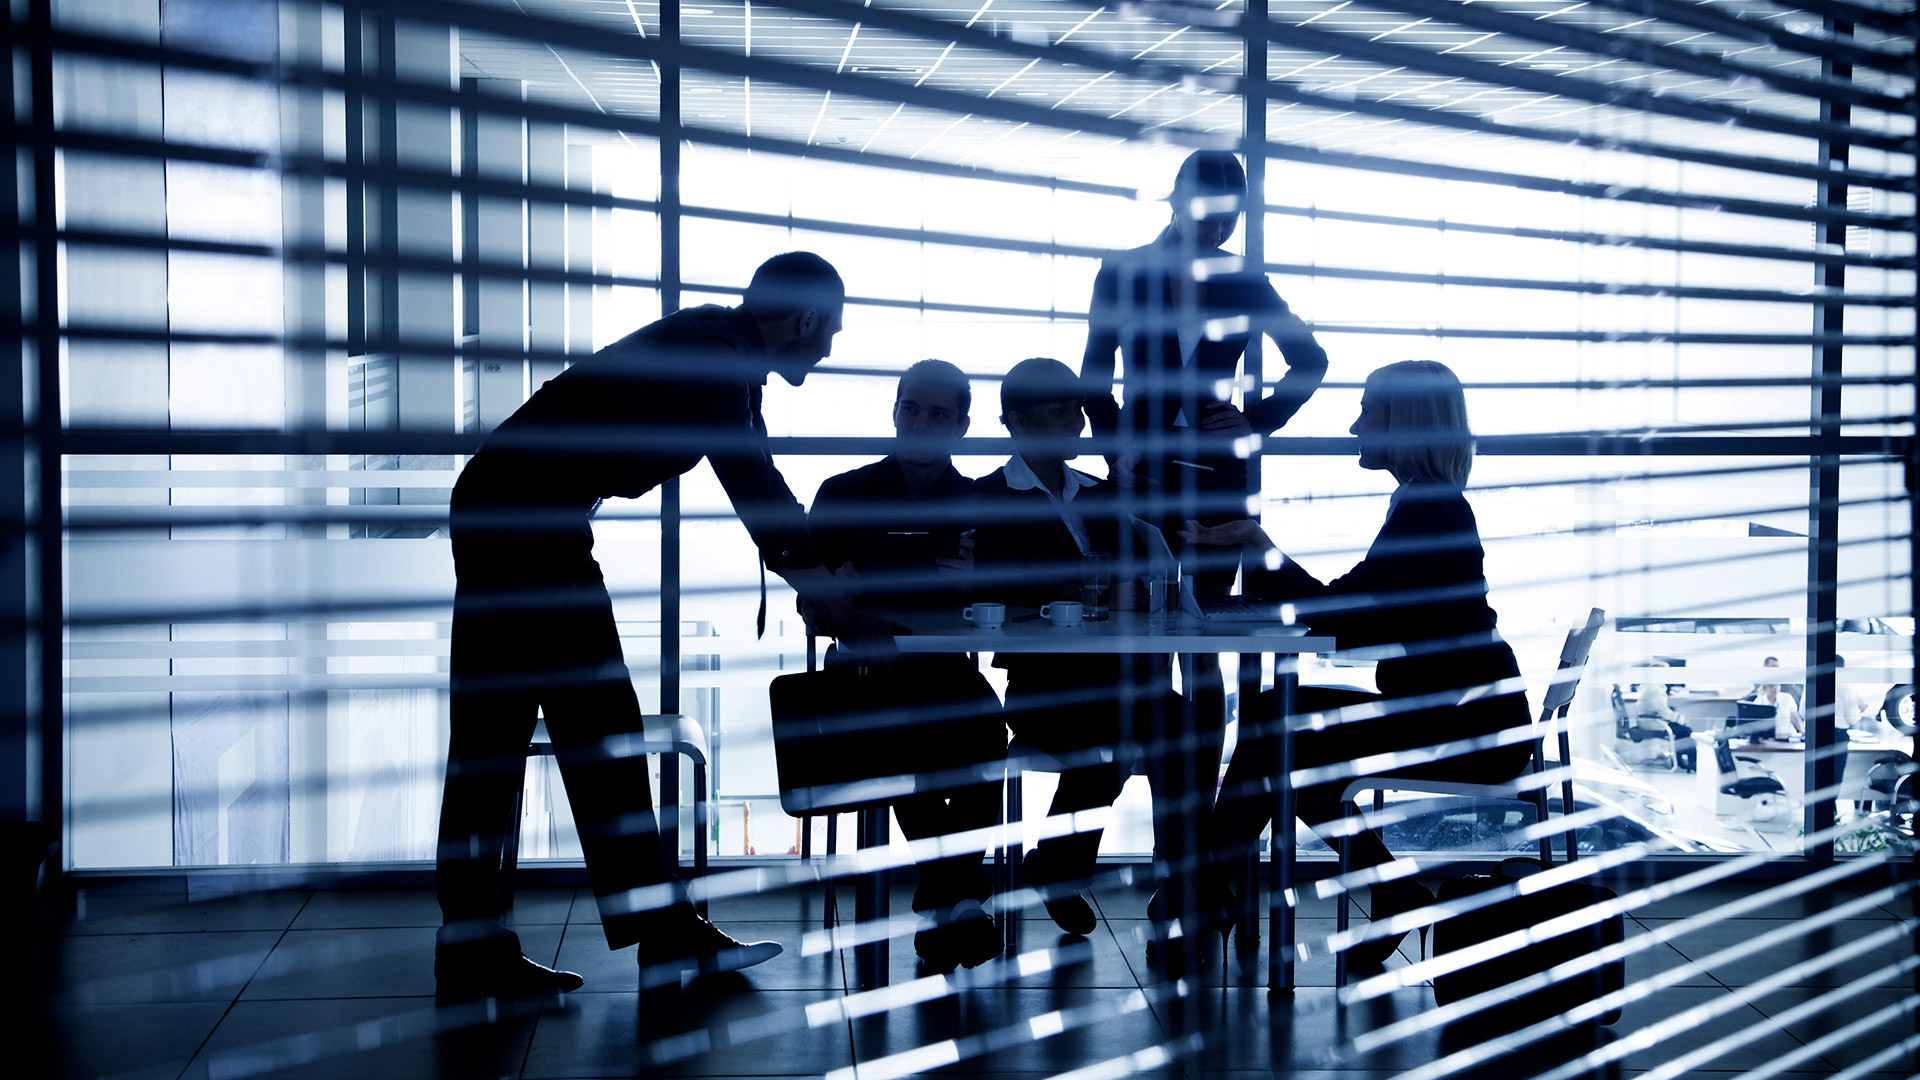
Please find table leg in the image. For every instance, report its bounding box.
[854,807,890,989]
[1237,653,1263,951]
[1269,660,1296,993]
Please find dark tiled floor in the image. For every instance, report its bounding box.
[29,871,1919,1079]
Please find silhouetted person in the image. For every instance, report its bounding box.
[1081,149,1328,587]
[438,252,889,997]
[971,358,1180,939]
[808,359,1007,972]
[1185,360,1530,968]
[1081,152,1330,912]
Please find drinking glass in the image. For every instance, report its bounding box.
[1081,552,1112,620]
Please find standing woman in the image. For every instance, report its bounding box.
[1081,149,1329,579]
[1182,360,1532,967]
[1081,150,1329,928]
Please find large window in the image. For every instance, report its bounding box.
[19,0,1913,876]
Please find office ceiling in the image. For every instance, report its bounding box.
[455,0,1916,186]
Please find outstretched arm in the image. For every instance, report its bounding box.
[709,430,893,643]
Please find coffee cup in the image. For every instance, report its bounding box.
[1040,601,1084,627]
[963,602,1006,629]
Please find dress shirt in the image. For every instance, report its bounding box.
[999,454,1101,555]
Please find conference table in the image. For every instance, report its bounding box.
[816,608,1336,992]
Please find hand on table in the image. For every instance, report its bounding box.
[808,592,905,658]
[1178,518,1270,548]
[934,534,974,576]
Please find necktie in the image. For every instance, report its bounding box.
[751,383,769,639]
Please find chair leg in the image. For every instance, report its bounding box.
[1336,796,1354,987]
[1558,722,1579,862]
[1237,848,1259,948]
[801,815,813,861]
[693,762,709,918]
[823,814,839,931]
[500,775,526,915]
[1534,786,1554,866]
[661,753,681,872]
[1006,768,1023,948]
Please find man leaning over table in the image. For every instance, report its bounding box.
[808,359,1007,973]
[436,252,893,998]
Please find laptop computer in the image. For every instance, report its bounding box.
[1130,519,1292,622]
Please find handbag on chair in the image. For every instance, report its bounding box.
[770,655,1003,817]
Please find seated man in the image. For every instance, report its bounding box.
[1743,681,1804,740]
[971,358,1186,939]
[809,359,1007,972]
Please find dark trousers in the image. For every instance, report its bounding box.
[1207,686,1535,885]
[867,655,1007,913]
[438,530,689,952]
[1003,656,1207,886]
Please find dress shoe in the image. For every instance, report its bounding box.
[435,946,584,999]
[915,900,1004,974]
[1145,886,1234,936]
[1021,850,1097,936]
[1348,878,1435,970]
[636,914,783,987]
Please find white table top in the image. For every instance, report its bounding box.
[884,609,1335,655]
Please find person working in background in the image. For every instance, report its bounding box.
[1635,659,1697,772]
[971,359,1190,948]
[1744,676,1805,740]
[1833,656,1888,737]
[438,253,892,997]
[808,360,1006,972]
[1182,360,1531,969]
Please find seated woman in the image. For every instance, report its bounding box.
[1634,660,1696,772]
[1182,359,1532,968]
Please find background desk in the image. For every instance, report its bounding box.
[832,610,1334,991]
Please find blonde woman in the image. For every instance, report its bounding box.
[1182,360,1531,968]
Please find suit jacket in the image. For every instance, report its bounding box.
[970,464,1130,684]
[1081,232,1328,450]
[1250,483,1527,736]
[451,305,820,574]
[808,456,974,613]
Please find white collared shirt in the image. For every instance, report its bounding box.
[1002,454,1101,555]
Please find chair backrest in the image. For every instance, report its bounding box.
[1538,607,1606,722]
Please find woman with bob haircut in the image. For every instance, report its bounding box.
[1179,359,1531,968]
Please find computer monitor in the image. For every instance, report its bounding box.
[1730,700,1776,740]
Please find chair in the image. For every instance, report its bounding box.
[1331,608,1604,983]
[500,712,712,915]
[1883,683,1917,736]
[1611,684,1680,771]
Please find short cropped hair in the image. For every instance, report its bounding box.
[899,359,971,419]
[743,252,845,320]
[1000,357,1084,417]
[1367,359,1474,487]
[1172,150,1247,218]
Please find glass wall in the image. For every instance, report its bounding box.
[26,0,1914,876]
